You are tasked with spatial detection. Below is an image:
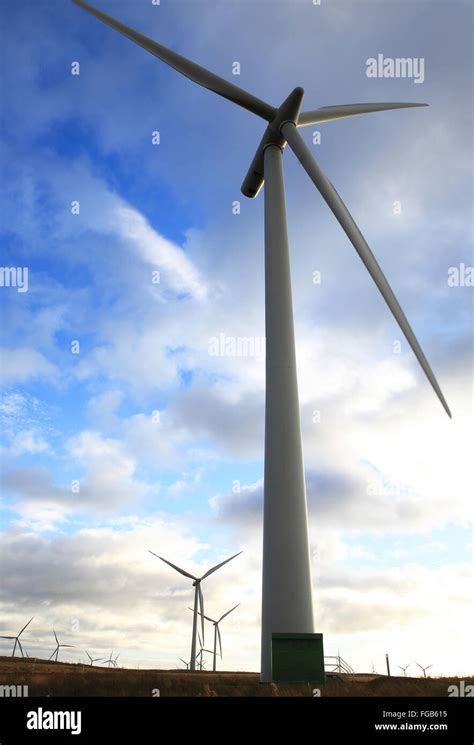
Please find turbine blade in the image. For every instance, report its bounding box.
[53,630,58,645]
[188,606,215,623]
[218,603,240,623]
[72,0,275,122]
[149,551,197,581]
[217,626,223,658]
[18,617,34,636]
[198,584,205,644]
[201,551,243,580]
[283,123,451,418]
[297,102,428,127]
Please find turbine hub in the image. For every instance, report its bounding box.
[241,86,305,198]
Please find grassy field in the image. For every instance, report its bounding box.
[0,657,471,697]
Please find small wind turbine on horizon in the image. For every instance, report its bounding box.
[49,630,74,662]
[73,0,452,682]
[148,550,242,671]
[196,632,213,671]
[416,662,433,678]
[85,651,103,666]
[397,664,410,677]
[193,604,240,671]
[178,656,190,670]
[105,651,120,668]
[0,617,34,658]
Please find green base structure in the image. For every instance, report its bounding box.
[271,632,325,683]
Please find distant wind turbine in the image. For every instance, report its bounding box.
[105,651,119,668]
[85,651,103,666]
[148,550,242,671]
[194,604,240,671]
[49,630,74,662]
[196,632,213,671]
[178,656,190,670]
[0,617,34,658]
[397,664,410,677]
[416,662,432,678]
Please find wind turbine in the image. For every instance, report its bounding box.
[397,663,410,677]
[85,651,103,666]
[193,604,240,671]
[196,633,213,671]
[178,656,190,670]
[49,630,74,662]
[72,0,452,682]
[0,617,34,658]
[148,550,241,671]
[105,650,119,668]
[416,662,432,678]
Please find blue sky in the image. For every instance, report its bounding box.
[0,0,472,675]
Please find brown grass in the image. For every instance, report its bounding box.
[0,657,471,697]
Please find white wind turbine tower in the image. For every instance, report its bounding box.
[0,617,34,658]
[194,604,240,672]
[73,0,452,682]
[148,550,241,672]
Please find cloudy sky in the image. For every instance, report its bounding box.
[0,0,472,676]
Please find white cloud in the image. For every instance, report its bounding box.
[113,205,208,300]
[9,429,50,456]
[0,348,58,388]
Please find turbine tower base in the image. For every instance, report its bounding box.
[271,633,325,684]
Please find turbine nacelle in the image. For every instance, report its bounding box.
[241,86,304,199]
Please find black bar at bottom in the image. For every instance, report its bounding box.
[0,696,472,743]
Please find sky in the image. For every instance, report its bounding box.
[0,0,472,677]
